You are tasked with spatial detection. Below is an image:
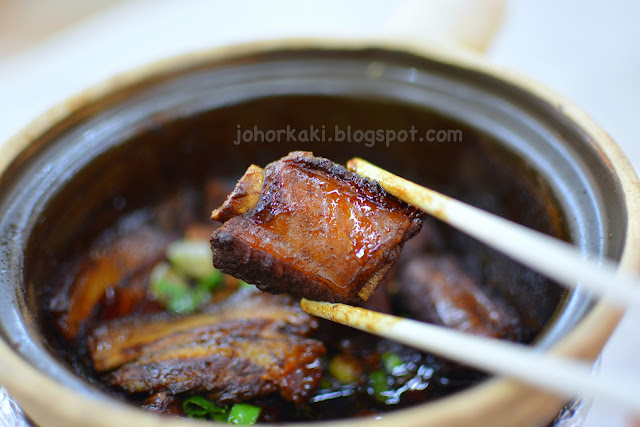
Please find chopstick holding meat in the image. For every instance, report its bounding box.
[210,152,423,304]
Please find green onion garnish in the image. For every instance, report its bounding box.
[227,403,261,425]
[370,369,389,402]
[167,239,216,280]
[183,395,227,421]
[317,378,333,390]
[381,352,404,375]
[149,262,209,314]
[198,268,223,291]
[328,354,361,385]
[239,280,255,289]
[166,291,199,314]
[149,263,189,306]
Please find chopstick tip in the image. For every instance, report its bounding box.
[346,157,361,172]
[301,298,400,334]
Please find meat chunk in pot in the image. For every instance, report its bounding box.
[89,289,325,405]
[51,223,171,340]
[397,255,521,340]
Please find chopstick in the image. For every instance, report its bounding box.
[346,157,640,309]
[301,299,640,414]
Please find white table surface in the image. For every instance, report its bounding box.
[0,1,638,425]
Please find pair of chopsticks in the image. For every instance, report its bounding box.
[301,158,640,414]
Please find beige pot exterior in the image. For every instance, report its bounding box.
[0,39,638,427]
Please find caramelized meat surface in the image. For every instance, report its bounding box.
[142,392,182,415]
[89,289,325,405]
[211,164,264,222]
[105,334,324,404]
[210,152,423,304]
[50,221,171,340]
[397,255,520,339]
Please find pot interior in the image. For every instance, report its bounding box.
[0,47,626,419]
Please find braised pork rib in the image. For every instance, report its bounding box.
[210,152,423,304]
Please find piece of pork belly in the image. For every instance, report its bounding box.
[89,290,316,371]
[397,255,521,340]
[50,223,172,340]
[104,333,324,404]
[89,289,325,405]
[210,152,423,304]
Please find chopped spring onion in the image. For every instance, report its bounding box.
[239,280,255,289]
[167,239,216,280]
[150,262,186,290]
[183,397,261,424]
[183,395,227,421]
[198,268,223,291]
[149,262,189,301]
[166,291,199,314]
[370,369,389,402]
[317,378,333,390]
[381,352,404,375]
[227,403,261,425]
[149,262,210,314]
[328,354,362,385]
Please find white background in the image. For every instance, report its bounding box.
[0,1,638,425]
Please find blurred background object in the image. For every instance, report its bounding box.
[0,0,121,60]
[386,0,505,51]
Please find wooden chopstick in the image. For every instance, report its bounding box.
[301,299,640,414]
[347,157,640,309]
